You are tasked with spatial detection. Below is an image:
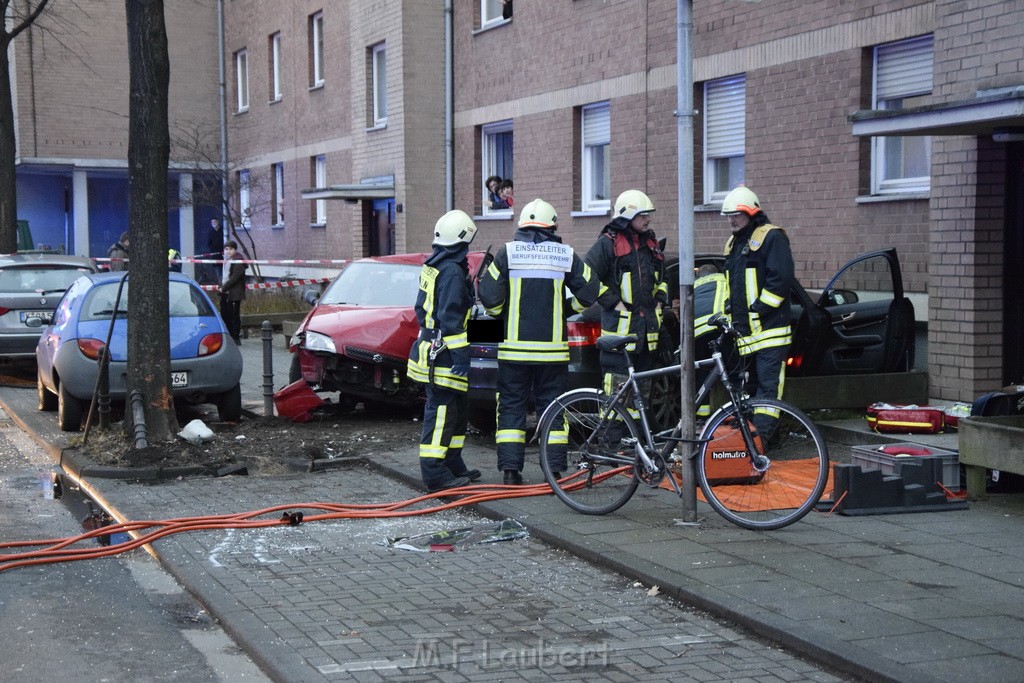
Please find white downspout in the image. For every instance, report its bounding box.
[444,0,454,211]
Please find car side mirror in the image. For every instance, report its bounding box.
[25,317,44,328]
[824,288,859,306]
[304,290,320,307]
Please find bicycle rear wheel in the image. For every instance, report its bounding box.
[538,389,641,515]
[696,398,828,530]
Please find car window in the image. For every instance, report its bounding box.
[319,262,421,307]
[0,265,93,293]
[81,281,214,320]
[820,253,896,307]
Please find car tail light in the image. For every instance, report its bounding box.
[567,321,601,347]
[0,307,10,316]
[77,338,106,360]
[199,333,224,357]
[786,354,803,371]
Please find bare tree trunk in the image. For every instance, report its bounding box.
[125,0,176,441]
[0,40,19,254]
[0,0,52,253]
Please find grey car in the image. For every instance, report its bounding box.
[0,253,98,359]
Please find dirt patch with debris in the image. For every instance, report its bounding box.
[68,405,432,476]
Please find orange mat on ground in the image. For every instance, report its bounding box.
[659,459,834,511]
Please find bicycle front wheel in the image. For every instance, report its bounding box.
[537,389,641,515]
[697,398,829,530]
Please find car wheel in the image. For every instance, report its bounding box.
[647,342,681,432]
[37,369,57,412]
[58,382,83,432]
[217,384,242,422]
[288,354,301,383]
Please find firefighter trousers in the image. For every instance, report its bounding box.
[495,362,568,473]
[418,384,470,487]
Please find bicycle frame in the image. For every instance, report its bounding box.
[570,326,766,494]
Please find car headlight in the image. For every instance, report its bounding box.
[303,330,337,354]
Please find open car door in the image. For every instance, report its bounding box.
[810,248,915,375]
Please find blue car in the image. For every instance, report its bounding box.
[35,271,243,431]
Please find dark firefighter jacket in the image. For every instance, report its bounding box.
[694,271,728,338]
[722,223,794,355]
[478,227,598,364]
[407,244,474,392]
[584,222,669,351]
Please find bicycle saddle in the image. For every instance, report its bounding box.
[596,334,639,352]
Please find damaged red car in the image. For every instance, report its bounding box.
[288,253,485,411]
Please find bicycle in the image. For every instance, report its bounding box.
[536,316,829,530]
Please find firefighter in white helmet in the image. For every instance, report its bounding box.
[478,198,598,484]
[720,185,794,437]
[585,190,669,396]
[407,210,482,492]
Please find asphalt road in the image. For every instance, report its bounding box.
[0,400,269,682]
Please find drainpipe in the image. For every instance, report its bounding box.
[217,0,229,229]
[444,0,454,212]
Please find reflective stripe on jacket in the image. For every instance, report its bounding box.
[585,224,668,352]
[723,224,793,356]
[406,248,473,392]
[478,228,598,364]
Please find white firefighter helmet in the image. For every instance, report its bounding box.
[518,198,558,229]
[720,186,762,216]
[432,209,478,246]
[613,190,656,222]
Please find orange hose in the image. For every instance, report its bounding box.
[0,479,565,572]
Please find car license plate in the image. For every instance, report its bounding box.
[20,311,51,324]
[171,371,189,388]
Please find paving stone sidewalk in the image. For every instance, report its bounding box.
[90,464,851,682]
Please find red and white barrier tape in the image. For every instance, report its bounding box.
[200,277,331,292]
[95,257,347,266]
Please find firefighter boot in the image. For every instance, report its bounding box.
[445,451,481,482]
[421,457,470,493]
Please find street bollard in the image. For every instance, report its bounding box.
[262,320,274,416]
[97,345,110,430]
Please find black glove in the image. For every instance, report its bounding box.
[450,346,470,377]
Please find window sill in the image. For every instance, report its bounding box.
[473,212,514,221]
[268,96,282,105]
[571,209,610,218]
[234,108,249,116]
[308,82,324,92]
[855,192,929,204]
[272,224,285,230]
[309,222,327,229]
[694,204,723,213]
[473,18,510,36]
[367,122,387,132]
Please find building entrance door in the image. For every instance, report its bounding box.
[1005,143,1024,385]
[367,199,395,256]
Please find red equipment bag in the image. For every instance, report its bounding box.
[866,403,945,434]
[702,420,765,484]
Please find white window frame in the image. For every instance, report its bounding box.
[581,102,611,212]
[482,120,513,216]
[235,49,249,112]
[371,43,387,126]
[871,35,933,195]
[238,169,251,229]
[481,0,505,28]
[311,12,325,87]
[703,75,745,204]
[314,155,327,225]
[270,32,282,102]
[272,163,285,226]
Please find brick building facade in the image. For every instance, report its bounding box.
[11,1,1022,402]
[452,0,1023,402]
